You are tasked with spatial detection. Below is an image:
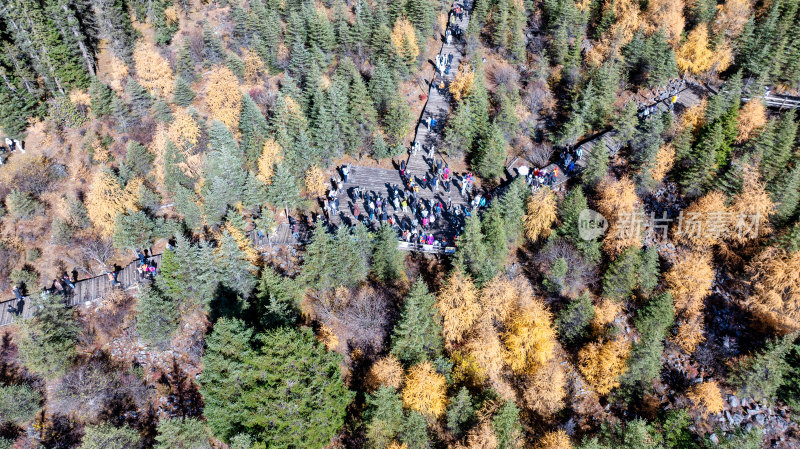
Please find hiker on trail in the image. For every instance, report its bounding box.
[460,179,467,197]
[413,141,421,155]
[13,285,23,301]
[393,196,400,210]
[51,278,64,294]
[432,176,439,191]
[400,159,406,176]
[576,146,583,160]
[341,165,350,183]
[136,250,146,266]
[106,270,121,288]
[63,273,76,289]
[401,198,408,213]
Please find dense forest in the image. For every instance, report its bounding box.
[0,0,800,448]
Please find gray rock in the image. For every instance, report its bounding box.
[755,414,765,426]
[709,434,719,445]
[729,395,739,408]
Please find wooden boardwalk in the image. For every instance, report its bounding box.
[0,254,162,328]
[406,1,471,174]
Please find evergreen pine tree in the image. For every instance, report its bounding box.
[239,94,269,167]
[771,162,800,225]
[474,121,507,180]
[89,77,114,118]
[176,40,196,81]
[582,145,609,188]
[135,286,179,351]
[125,78,153,118]
[638,246,660,296]
[17,292,80,379]
[254,267,300,330]
[482,201,509,269]
[494,401,522,449]
[400,411,430,449]
[266,163,303,216]
[556,187,602,262]
[762,112,797,184]
[301,220,336,291]
[202,23,226,65]
[173,77,196,107]
[602,246,642,301]
[615,102,640,146]
[372,224,406,283]
[622,292,674,392]
[498,177,529,242]
[454,214,496,284]
[442,102,476,157]
[446,388,476,438]
[391,279,444,365]
[365,386,405,448]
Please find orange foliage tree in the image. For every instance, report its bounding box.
[479,276,519,324]
[168,108,201,150]
[727,168,774,244]
[713,0,753,39]
[450,65,475,102]
[304,165,327,197]
[578,338,631,395]
[687,380,725,417]
[523,187,557,242]
[674,191,729,247]
[402,361,448,418]
[665,251,714,352]
[463,319,505,386]
[503,299,557,375]
[257,139,283,185]
[391,17,419,66]
[86,171,140,236]
[535,430,573,449]
[366,355,404,391]
[523,359,566,417]
[205,66,242,131]
[736,100,767,143]
[746,247,800,334]
[133,41,174,98]
[676,24,731,75]
[645,0,685,46]
[437,270,482,346]
[596,177,641,257]
[651,143,676,184]
[587,0,642,65]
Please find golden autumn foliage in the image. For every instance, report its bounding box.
[450,65,475,102]
[596,177,641,257]
[665,251,714,352]
[86,171,140,236]
[257,139,283,185]
[523,187,557,242]
[736,100,767,143]
[452,349,488,387]
[304,165,327,197]
[676,24,731,75]
[205,66,242,131]
[318,324,340,351]
[523,359,566,417]
[463,319,505,383]
[713,0,753,39]
[242,49,266,85]
[592,298,622,333]
[687,381,725,417]
[503,299,557,374]
[366,355,404,391]
[479,275,518,324]
[388,442,408,449]
[168,108,201,150]
[223,224,260,265]
[746,247,800,334]
[579,338,631,395]
[651,143,675,183]
[438,270,481,346]
[391,17,419,64]
[402,361,448,418]
[645,0,685,46]
[455,419,499,449]
[586,0,642,65]
[728,168,774,244]
[675,191,729,247]
[133,41,174,98]
[69,89,91,111]
[680,99,707,134]
[107,53,129,92]
[535,430,573,449]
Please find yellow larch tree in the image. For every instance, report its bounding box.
[522,359,566,417]
[107,53,129,92]
[388,442,408,449]
[205,65,242,131]
[665,251,714,352]
[746,247,800,334]
[168,108,201,150]
[133,40,174,98]
[451,349,488,387]
[674,191,730,247]
[437,270,482,346]
[450,65,475,102]
[523,187,557,242]
[257,138,283,185]
[149,123,169,187]
[69,89,91,114]
[586,0,642,65]
[687,380,725,417]
[680,98,707,134]
[651,143,675,184]
[713,0,753,39]
[402,361,448,418]
[479,275,518,324]
[727,167,774,244]
[242,48,266,85]
[535,430,573,449]
[592,298,623,334]
[223,222,260,266]
[304,165,327,197]
[455,418,499,449]
[578,338,631,395]
[645,0,685,46]
[503,299,557,374]
[463,319,505,385]
[366,355,404,391]
[86,171,140,236]
[391,17,419,66]
[676,24,731,75]
[596,176,641,257]
[736,100,767,143]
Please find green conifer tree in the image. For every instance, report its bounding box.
[390,279,444,365]
[372,225,406,283]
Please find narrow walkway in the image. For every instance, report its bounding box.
[406,1,471,174]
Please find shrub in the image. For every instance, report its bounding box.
[5,190,45,219]
[0,384,41,425]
